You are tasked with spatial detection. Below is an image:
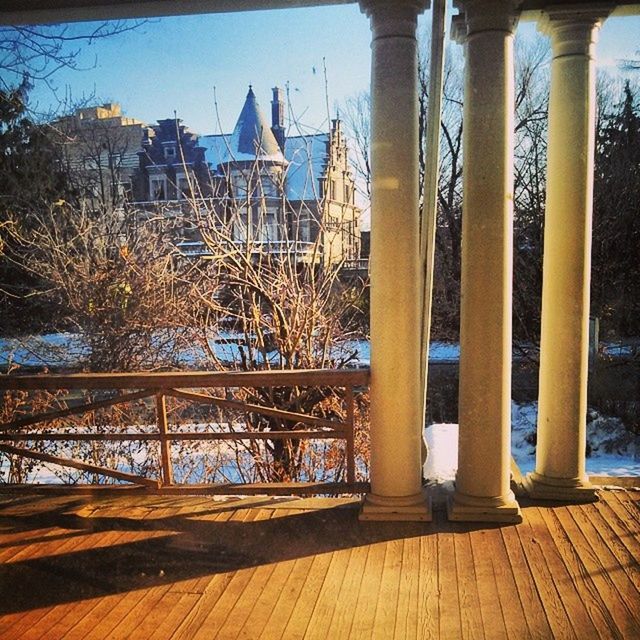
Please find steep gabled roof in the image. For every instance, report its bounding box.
[224,86,285,163]
[283,133,329,201]
[200,131,329,202]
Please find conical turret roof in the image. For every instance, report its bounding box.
[226,86,285,163]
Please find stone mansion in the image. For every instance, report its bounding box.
[55,89,362,265]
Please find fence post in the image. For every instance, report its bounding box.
[345,385,356,484]
[156,392,174,486]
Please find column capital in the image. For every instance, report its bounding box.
[539,4,613,58]
[360,0,428,38]
[453,0,520,40]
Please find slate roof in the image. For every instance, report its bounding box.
[199,132,328,202]
[197,86,330,203]
[215,87,285,164]
[283,133,329,201]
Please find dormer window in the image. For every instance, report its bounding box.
[164,145,176,159]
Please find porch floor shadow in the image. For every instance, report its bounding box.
[0,489,638,639]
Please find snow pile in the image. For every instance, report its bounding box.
[424,401,640,483]
[423,423,458,488]
[511,401,538,474]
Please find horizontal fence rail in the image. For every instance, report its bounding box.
[0,368,370,495]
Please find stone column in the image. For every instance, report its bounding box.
[524,6,610,502]
[359,0,430,521]
[448,0,521,523]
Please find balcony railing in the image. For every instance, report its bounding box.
[175,239,317,258]
[0,368,370,495]
[341,258,370,274]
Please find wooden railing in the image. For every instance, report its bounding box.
[0,369,370,495]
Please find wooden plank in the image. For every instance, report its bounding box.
[480,527,530,640]
[60,516,179,639]
[527,507,607,638]
[590,476,640,488]
[167,388,347,431]
[23,529,141,640]
[500,525,553,639]
[469,529,510,639]
[0,481,370,496]
[0,368,370,391]
[588,496,640,591]
[72,518,180,639]
[236,553,297,638]
[325,543,371,640]
[96,583,175,639]
[348,541,387,640]
[156,393,174,485]
[371,538,404,640]
[213,515,282,639]
[437,527,463,639]
[610,490,640,527]
[162,509,239,640]
[279,551,335,640]
[392,534,421,640]
[0,389,153,432]
[0,526,76,563]
[0,429,345,442]
[0,526,122,639]
[344,385,356,484]
[172,507,264,640]
[6,494,640,640]
[3,0,639,28]
[598,492,640,554]
[92,499,188,639]
[416,528,439,640]
[537,507,620,639]
[4,531,171,639]
[515,509,578,639]
[453,531,485,639]
[0,444,160,488]
[187,510,272,639]
[524,507,605,638]
[302,546,354,640]
[558,504,640,635]
[144,592,201,640]
[257,554,322,640]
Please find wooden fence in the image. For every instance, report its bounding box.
[0,368,370,495]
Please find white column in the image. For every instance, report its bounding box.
[524,7,610,502]
[359,0,430,521]
[448,0,521,523]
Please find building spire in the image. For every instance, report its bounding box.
[227,86,283,161]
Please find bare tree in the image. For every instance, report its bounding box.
[341,91,371,199]
[169,151,367,481]
[0,22,146,101]
[51,105,146,215]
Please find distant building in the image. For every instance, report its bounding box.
[133,86,361,265]
[132,117,214,203]
[53,103,147,213]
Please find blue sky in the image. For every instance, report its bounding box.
[24,4,640,135]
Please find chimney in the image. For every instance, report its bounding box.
[271,86,285,150]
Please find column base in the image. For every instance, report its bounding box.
[359,488,432,522]
[447,490,522,524]
[523,472,598,503]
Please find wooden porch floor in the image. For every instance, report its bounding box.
[0,489,638,639]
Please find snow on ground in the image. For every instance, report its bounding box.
[425,400,640,482]
[0,334,462,369]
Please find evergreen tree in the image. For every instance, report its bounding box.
[0,82,74,333]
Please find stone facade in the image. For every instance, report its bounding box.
[53,103,147,212]
[198,86,361,264]
[133,118,215,202]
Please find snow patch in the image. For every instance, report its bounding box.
[423,423,458,487]
[423,401,640,484]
